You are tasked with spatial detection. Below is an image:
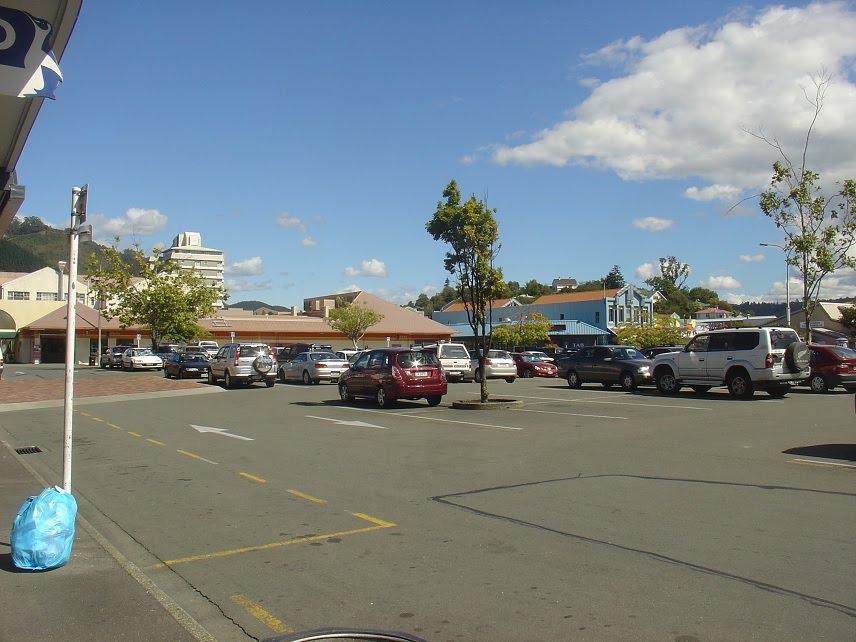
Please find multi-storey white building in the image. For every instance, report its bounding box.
[159,232,225,306]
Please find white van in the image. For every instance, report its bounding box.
[420,342,473,382]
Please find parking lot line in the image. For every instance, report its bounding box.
[333,405,522,431]
[788,458,856,470]
[239,472,267,484]
[513,407,627,420]
[505,392,713,411]
[230,594,292,633]
[287,489,327,504]
[177,449,219,465]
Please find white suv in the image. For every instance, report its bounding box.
[419,342,474,382]
[651,327,809,399]
[208,343,276,388]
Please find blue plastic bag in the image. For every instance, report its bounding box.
[10,486,77,570]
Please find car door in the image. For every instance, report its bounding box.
[680,334,711,379]
[285,353,307,380]
[348,351,373,396]
[210,346,229,378]
[703,332,735,379]
[591,346,615,383]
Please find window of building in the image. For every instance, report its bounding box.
[76,293,87,304]
[8,291,29,300]
[595,311,600,323]
[37,292,59,301]
[608,306,614,323]
[560,313,565,320]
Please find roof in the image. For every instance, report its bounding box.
[532,288,622,305]
[440,298,520,313]
[442,319,609,338]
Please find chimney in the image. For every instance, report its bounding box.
[57,261,67,300]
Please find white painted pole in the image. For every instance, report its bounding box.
[62,187,82,492]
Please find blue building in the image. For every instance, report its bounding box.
[431,286,655,350]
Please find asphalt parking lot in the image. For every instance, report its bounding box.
[1,370,854,641]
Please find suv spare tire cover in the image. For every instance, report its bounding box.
[253,354,273,374]
[784,341,810,372]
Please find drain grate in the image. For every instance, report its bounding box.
[15,446,42,455]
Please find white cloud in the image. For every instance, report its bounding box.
[276,212,305,231]
[684,184,741,202]
[635,262,657,280]
[739,253,765,263]
[301,236,317,247]
[224,278,272,293]
[633,216,673,231]
[491,4,856,192]
[89,207,168,243]
[701,275,742,289]
[343,259,387,278]
[225,256,263,276]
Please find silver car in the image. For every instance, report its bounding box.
[208,343,276,388]
[471,349,517,383]
[278,351,350,384]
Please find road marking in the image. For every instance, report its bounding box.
[513,408,628,420]
[152,512,396,568]
[239,472,267,484]
[288,489,327,504]
[177,449,219,465]
[789,458,856,470]
[306,414,387,429]
[146,438,165,446]
[128,431,142,438]
[191,424,254,441]
[335,405,521,431]
[500,392,713,411]
[107,423,122,430]
[230,595,292,633]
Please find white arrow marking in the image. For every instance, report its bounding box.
[190,424,254,440]
[306,415,387,429]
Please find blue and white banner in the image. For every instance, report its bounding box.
[0,6,63,99]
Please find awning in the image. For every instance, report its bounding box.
[0,329,17,338]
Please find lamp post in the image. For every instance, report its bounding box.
[760,242,790,328]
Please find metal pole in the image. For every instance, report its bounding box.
[62,187,82,492]
[785,262,791,328]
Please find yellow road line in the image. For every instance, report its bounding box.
[152,513,396,568]
[230,595,292,633]
[287,489,326,504]
[239,472,267,484]
[91,416,105,423]
[107,423,122,430]
[146,438,165,446]
[177,450,218,465]
[127,431,142,438]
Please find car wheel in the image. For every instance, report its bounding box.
[376,386,390,408]
[567,370,582,388]
[339,382,352,402]
[474,368,482,383]
[767,385,789,398]
[505,377,516,383]
[265,378,275,388]
[619,372,636,391]
[224,371,233,389]
[253,355,273,374]
[277,367,286,383]
[809,374,829,393]
[522,370,533,378]
[426,396,442,406]
[207,370,216,384]
[655,369,681,395]
[785,341,810,372]
[100,362,107,369]
[302,370,312,385]
[164,368,170,378]
[690,385,712,393]
[727,370,753,399]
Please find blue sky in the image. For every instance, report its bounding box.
[16,0,856,307]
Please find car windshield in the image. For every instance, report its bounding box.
[133,349,153,356]
[238,346,266,357]
[613,347,645,360]
[309,352,340,361]
[443,346,469,359]
[397,351,439,368]
[179,354,205,362]
[828,346,856,359]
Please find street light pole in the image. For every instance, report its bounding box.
[760,242,790,328]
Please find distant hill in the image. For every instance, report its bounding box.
[0,216,105,273]
[228,300,291,312]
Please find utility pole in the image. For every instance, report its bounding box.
[760,242,791,329]
[62,185,91,493]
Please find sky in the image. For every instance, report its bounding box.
[14,0,856,308]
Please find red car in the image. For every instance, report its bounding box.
[511,352,558,378]
[338,347,447,407]
[804,344,856,393]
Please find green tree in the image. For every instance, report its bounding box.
[755,75,856,341]
[491,312,551,349]
[324,298,384,348]
[523,279,551,297]
[604,265,625,289]
[839,300,856,338]
[427,180,504,402]
[614,325,689,349]
[86,240,226,347]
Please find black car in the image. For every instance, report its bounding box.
[557,345,653,391]
[641,344,686,359]
[163,352,210,379]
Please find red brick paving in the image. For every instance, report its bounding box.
[0,373,204,404]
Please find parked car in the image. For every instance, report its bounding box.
[803,344,856,393]
[511,352,558,378]
[0,354,3,379]
[163,352,210,379]
[335,348,361,361]
[418,342,473,382]
[121,348,163,371]
[278,351,350,384]
[557,345,653,391]
[641,344,685,359]
[338,347,447,407]
[101,345,133,368]
[470,349,517,383]
[276,343,333,363]
[519,350,555,362]
[208,343,276,388]
[651,327,809,399]
[182,345,212,360]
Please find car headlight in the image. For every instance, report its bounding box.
[638,366,650,374]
